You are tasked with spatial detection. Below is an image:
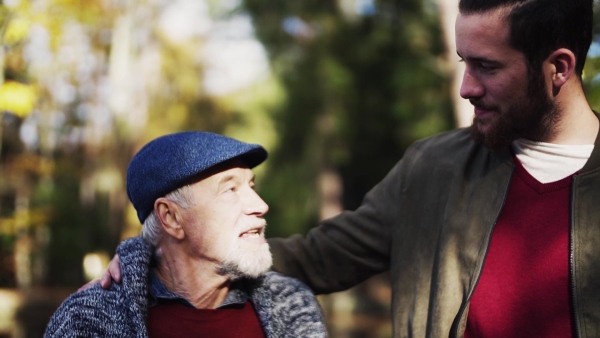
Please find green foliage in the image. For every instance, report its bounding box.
[244,0,454,235]
[583,56,600,109]
[0,0,239,288]
[582,4,600,111]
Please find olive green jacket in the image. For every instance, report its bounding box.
[269,127,600,337]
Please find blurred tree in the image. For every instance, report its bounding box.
[243,0,453,238]
[0,1,38,289]
[583,2,600,109]
[436,0,473,127]
[0,0,239,292]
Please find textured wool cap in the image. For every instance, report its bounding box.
[127,131,268,223]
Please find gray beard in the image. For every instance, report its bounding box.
[216,261,249,281]
[215,260,270,281]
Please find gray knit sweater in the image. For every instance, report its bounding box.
[44,237,328,337]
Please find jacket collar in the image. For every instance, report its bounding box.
[579,112,600,174]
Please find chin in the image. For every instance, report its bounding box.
[217,243,273,280]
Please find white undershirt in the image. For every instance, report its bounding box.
[511,139,594,183]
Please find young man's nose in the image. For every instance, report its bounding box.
[460,69,485,99]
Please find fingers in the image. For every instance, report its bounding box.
[107,254,122,283]
[77,254,122,291]
[96,254,122,290]
[97,254,122,290]
[77,278,100,292]
[99,269,113,289]
[77,268,114,292]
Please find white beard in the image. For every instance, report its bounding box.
[216,220,273,280]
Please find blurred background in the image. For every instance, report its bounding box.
[2,0,600,337]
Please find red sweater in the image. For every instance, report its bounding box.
[147,300,265,338]
[465,158,573,337]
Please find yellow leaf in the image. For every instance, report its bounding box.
[0,81,36,118]
[4,17,30,45]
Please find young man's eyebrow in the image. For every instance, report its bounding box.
[457,52,501,65]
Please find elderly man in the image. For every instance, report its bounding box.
[44,131,327,338]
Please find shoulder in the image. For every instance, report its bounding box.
[117,236,153,264]
[45,237,152,338]
[405,127,478,162]
[44,284,124,337]
[258,271,319,304]
[392,127,510,179]
[117,236,153,292]
[253,272,328,337]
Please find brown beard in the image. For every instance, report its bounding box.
[470,69,561,151]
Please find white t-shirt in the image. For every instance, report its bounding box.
[511,138,594,183]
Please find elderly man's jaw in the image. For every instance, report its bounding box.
[216,219,273,280]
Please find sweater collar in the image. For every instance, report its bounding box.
[147,269,251,309]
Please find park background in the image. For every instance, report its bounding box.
[2,0,600,337]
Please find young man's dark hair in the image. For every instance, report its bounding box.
[459,0,593,78]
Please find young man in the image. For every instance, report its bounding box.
[271,1,599,336]
[45,132,327,338]
[99,0,600,337]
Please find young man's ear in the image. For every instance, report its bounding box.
[547,48,577,89]
[155,198,185,240]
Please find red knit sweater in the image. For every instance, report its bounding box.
[147,300,265,338]
[465,158,573,337]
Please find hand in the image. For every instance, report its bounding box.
[77,254,122,291]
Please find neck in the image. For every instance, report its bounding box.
[154,243,231,309]
[548,80,598,145]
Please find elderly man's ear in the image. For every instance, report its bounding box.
[155,198,186,240]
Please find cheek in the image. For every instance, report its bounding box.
[210,218,240,247]
[484,78,508,97]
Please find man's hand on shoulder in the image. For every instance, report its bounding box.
[77,254,122,291]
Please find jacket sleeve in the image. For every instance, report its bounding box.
[268,157,407,294]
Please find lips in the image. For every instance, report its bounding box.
[239,221,266,239]
[239,226,266,244]
[474,107,493,117]
[240,227,264,238]
[470,100,495,117]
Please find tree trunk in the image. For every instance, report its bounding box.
[437,0,472,128]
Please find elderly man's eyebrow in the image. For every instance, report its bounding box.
[215,171,256,191]
[217,174,237,186]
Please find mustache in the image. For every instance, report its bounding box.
[251,218,267,227]
[242,218,267,230]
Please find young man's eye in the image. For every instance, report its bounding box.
[478,63,497,72]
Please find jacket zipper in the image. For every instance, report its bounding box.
[451,167,514,338]
[570,174,581,338]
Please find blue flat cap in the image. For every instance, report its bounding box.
[127,131,268,223]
